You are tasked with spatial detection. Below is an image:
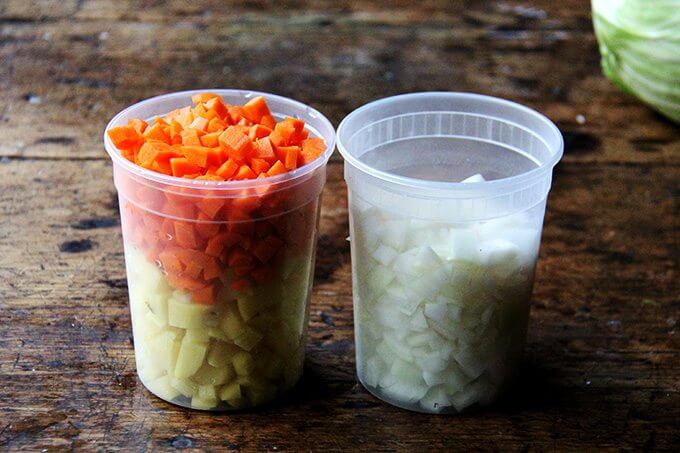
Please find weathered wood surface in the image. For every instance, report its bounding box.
[0,0,678,451]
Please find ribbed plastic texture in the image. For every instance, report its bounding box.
[337,92,563,222]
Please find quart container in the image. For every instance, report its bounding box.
[337,92,563,413]
[104,90,336,410]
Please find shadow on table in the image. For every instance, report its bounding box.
[490,360,565,414]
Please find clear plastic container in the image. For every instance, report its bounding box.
[337,92,563,413]
[104,90,336,410]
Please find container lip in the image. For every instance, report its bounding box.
[336,91,564,193]
[104,89,336,191]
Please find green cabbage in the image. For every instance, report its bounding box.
[592,0,680,123]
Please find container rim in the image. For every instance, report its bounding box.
[336,91,564,193]
[104,89,337,191]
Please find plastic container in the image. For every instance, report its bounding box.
[337,92,563,413]
[104,89,336,410]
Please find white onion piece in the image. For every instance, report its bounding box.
[461,173,486,183]
[354,205,538,413]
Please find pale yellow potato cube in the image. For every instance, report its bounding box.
[174,335,208,379]
[220,304,244,340]
[232,351,255,376]
[219,382,242,401]
[208,327,230,342]
[145,293,168,324]
[198,384,218,401]
[207,341,241,368]
[148,330,181,372]
[185,328,210,344]
[170,377,198,398]
[191,396,218,410]
[233,327,263,352]
[169,298,220,329]
[146,374,180,401]
[192,362,234,386]
[237,293,259,321]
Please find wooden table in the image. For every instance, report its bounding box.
[1,1,678,450]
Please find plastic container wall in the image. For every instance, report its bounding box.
[337,92,563,413]
[105,90,336,410]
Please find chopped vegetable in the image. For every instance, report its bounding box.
[108,94,327,178]
[112,93,328,410]
[592,0,680,123]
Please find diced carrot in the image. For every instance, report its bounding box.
[174,106,195,128]
[197,103,219,121]
[252,235,283,263]
[158,249,184,274]
[204,96,229,120]
[192,283,219,304]
[196,197,225,219]
[154,116,170,127]
[219,127,253,161]
[207,117,227,133]
[228,247,255,269]
[137,142,162,168]
[128,119,148,135]
[202,257,221,280]
[108,126,141,150]
[273,145,289,162]
[267,160,287,176]
[167,273,206,291]
[164,198,196,219]
[159,218,175,243]
[300,137,326,165]
[242,96,272,124]
[108,94,333,298]
[215,159,239,179]
[232,265,254,277]
[233,164,257,180]
[249,124,272,140]
[250,158,271,175]
[200,131,221,148]
[195,216,221,240]
[189,116,209,132]
[174,222,198,248]
[205,232,231,257]
[169,120,183,144]
[180,145,210,167]
[155,159,172,175]
[284,117,307,144]
[260,114,276,130]
[268,121,295,147]
[284,116,305,133]
[251,265,274,283]
[227,105,246,123]
[142,213,162,231]
[231,195,261,214]
[252,138,276,162]
[231,278,250,291]
[184,260,203,279]
[170,157,201,177]
[143,122,170,144]
[192,92,219,105]
[284,146,299,170]
[180,129,202,146]
[293,128,309,143]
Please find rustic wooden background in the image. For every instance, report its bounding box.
[0,0,678,450]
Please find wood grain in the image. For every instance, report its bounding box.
[0,0,678,451]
